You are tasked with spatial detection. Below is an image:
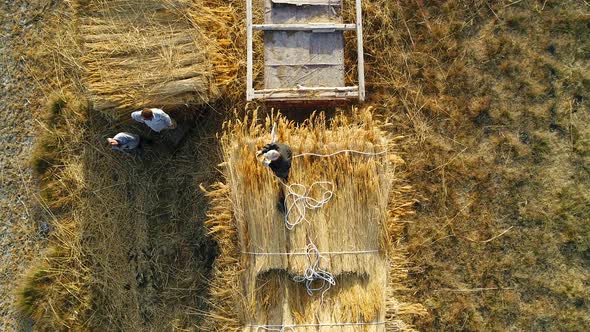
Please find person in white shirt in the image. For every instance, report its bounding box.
[107,132,141,154]
[131,108,177,133]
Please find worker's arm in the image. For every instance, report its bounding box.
[131,111,144,123]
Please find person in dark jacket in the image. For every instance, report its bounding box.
[260,143,292,181]
[260,142,292,213]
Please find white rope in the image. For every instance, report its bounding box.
[281,149,386,228]
[242,249,379,256]
[243,247,379,299]
[293,149,387,159]
[249,321,386,331]
[282,181,333,230]
[270,123,277,144]
[292,242,335,296]
[272,150,387,296]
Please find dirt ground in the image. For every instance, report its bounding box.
[0,1,52,330]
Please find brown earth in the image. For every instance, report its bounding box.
[0,1,55,330]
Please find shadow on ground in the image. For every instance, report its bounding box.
[76,110,222,330]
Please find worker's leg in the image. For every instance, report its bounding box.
[276,178,287,214]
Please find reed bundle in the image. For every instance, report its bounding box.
[73,0,237,115]
[204,108,419,331]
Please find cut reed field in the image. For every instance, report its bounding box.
[19,89,223,331]
[13,1,237,330]
[72,0,238,116]
[202,109,424,331]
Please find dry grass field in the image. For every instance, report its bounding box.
[1,0,588,331]
[350,1,590,330]
[20,92,222,330]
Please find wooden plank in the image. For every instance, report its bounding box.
[246,0,254,101]
[264,31,344,89]
[265,62,342,66]
[269,2,341,24]
[252,90,359,100]
[272,0,342,5]
[256,85,358,93]
[356,0,365,101]
[253,23,355,31]
[264,31,311,70]
[265,98,351,109]
[264,31,344,65]
[310,32,344,63]
[265,65,345,89]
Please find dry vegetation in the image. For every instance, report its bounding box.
[346,0,590,330]
[12,0,230,330]
[20,90,223,330]
[0,1,79,329]
[73,0,238,116]
[4,0,589,331]
[17,93,92,331]
[202,110,423,330]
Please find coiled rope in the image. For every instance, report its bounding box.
[282,181,333,230]
[281,150,387,229]
[292,242,335,296]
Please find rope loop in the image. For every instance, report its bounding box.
[255,326,294,332]
[293,149,387,159]
[292,242,336,296]
[283,181,334,230]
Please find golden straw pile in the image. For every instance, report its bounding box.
[73,0,237,115]
[203,109,422,331]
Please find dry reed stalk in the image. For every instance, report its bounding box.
[248,269,387,332]
[204,108,420,331]
[200,182,246,331]
[71,0,238,116]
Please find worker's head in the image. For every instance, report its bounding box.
[107,138,119,146]
[264,149,281,162]
[141,108,154,120]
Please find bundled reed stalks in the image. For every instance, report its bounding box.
[204,108,422,331]
[72,0,237,116]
